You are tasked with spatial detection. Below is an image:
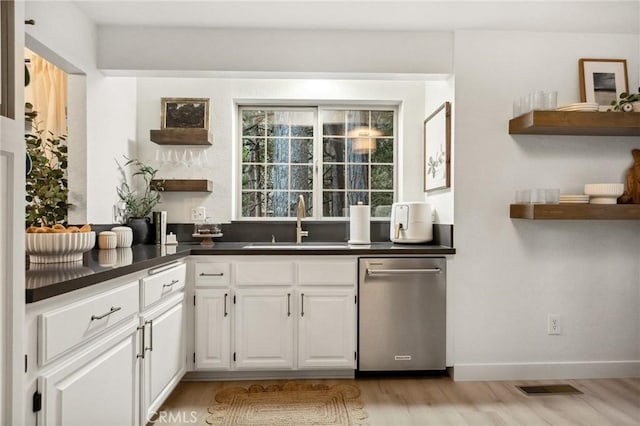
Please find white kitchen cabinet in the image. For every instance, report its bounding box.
[37,319,141,426]
[234,288,294,369]
[194,289,231,370]
[297,289,356,369]
[140,293,186,424]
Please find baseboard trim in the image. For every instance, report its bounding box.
[182,370,355,381]
[453,360,640,381]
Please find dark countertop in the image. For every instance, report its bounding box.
[26,242,455,303]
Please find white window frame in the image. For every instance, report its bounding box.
[236,104,397,221]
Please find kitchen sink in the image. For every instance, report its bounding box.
[242,242,350,249]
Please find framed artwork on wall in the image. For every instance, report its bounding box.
[424,101,451,192]
[579,58,628,110]
[161,97,210,129]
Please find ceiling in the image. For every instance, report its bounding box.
[72,0,639,33]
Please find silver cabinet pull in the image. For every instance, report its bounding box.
[200,272,224,277]
[136,325,145,359]
[224,293,228,317]
[163,279,179,288]
[287,293,291,317]
[367,268,441,276]
[91,306,121,321]
[301,293,305,317]
[145,320,153,352]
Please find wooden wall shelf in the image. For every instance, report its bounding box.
[510,204,640,220]
[149,128,211,145]
[152,179,213,192]
[508,111,640,136]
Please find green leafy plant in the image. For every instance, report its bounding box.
[609,92,640,112]
[25,107,71,227]
[116,157,163,221]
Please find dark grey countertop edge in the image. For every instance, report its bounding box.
[26,243,455,303]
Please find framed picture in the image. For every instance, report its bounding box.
[579,58,628,110]
[424,101,451,192]
[161,97,210,129]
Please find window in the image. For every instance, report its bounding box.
[240,106,395,219]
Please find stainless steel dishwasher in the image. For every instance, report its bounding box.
[358,257,446,372]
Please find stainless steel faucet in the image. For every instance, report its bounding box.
[296,195,309,244]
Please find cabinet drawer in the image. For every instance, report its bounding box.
[195,262,230,286]
[298,259,356,285]
[141,263,186,309]
[38,281,139,365]
[235,261,294,285]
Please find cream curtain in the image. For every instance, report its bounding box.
[25,50,67,138]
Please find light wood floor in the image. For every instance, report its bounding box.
[155,376,640,425]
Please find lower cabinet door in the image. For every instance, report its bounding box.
[195,289,231,370]
[38,321,140,426]
[141,295,186,423]
[234,288,294,369]
[298,289,356,369]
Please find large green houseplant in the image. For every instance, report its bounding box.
[116,157,163,244]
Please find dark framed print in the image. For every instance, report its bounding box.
[579,58,628,110]
[424,101,451,192]
[161,97,210,129]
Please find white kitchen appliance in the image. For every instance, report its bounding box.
[389,202,433,243]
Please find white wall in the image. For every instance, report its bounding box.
[136,78,430,223]
[451,30,640,380]
[25,1,137,224]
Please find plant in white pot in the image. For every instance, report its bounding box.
[116,157,163,244]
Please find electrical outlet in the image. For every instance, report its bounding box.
[191,206,206,221]
[547,314,561,335]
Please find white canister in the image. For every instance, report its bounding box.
[98,231,117,250]
[111,226,133,248]
[348,202,371,245]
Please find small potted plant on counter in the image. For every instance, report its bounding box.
[116,157,163,244]
[609,91,640,112]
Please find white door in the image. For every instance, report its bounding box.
[234,288,294,369]
[298,289,356,369]
[195,289,231,370]
[38,322,140,426]
[141,296,186,423]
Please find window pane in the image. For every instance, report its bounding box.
[371,111,394,136]
[323,191,346,217]
[323,138,345,163]
[242,191,265,217]
[347,192,369,206]
[267,191,289,217]
[346,110,369,134]
[267,165,288,190]
[323,164,345,189]
[371,165,394,190]
[269,111,289,136]
[322,110,345,136]
[347,138,370,163]
[242,110,266,136]
[242,165,265,190]
[371,192,393,217]
[290,111,314,137]
[266,138,289,163]
[290,192,313,217]
[291,165,312,190]
[290,139,313,163]
[242,138,265,163]
[371,138,393,163]
[347,164,368,190]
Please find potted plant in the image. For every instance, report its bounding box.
[116,157,163,244]
[609,92,640,112]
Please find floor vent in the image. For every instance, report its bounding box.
[517,384,582,396]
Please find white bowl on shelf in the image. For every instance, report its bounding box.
[26,231,96,263]
[583,183,624,204]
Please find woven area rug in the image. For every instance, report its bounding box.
[206,381,368,425]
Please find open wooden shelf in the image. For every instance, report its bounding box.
[151,179,213,192]
[508,111,640,136]
[510,203,640,220]
[149,128,211,145]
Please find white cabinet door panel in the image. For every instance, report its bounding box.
[234,289,293,369]
[297,258,356,285]
[195,289,230,370]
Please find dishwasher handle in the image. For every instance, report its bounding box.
[366,268,441,276]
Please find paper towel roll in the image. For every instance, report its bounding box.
[348,203,370,244]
